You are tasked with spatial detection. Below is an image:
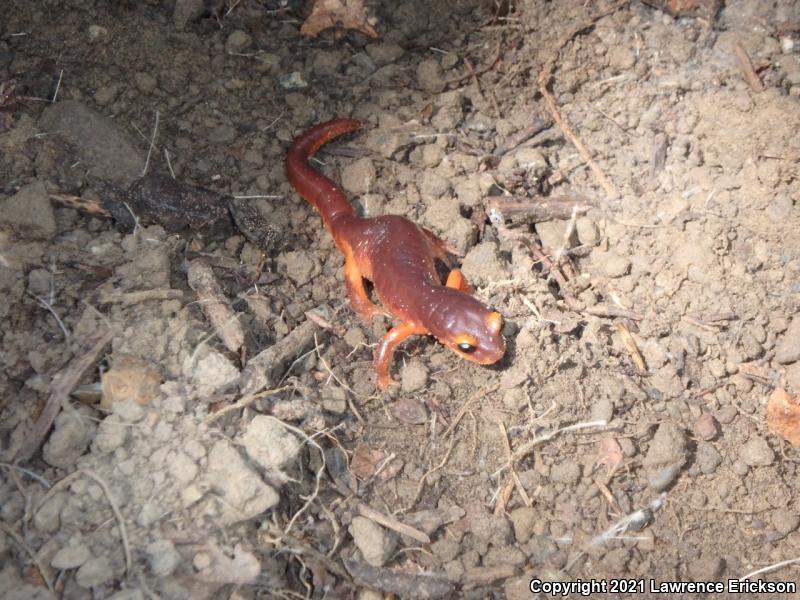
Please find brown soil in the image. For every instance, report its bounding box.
[1,1,800,598]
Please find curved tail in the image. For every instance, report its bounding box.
[285,118,362,232]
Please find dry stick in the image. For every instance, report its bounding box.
[0,521,55,593]
[142,110,160,177]
[733,40,764,93]
[537,0,629,199]
[35,469,131,575]
[499,421,531,506]
[404,436,457,512]
[484,194,591,223]
[187,259,245,355]
[14,329,113,462]
[357,503,430,544]
[204,385,293,424]
[738,557,800,581]
[615,322,646,372]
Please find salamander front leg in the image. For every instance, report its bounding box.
[344,256,384,321]
[445,268,474,294]
[374,321,427,389]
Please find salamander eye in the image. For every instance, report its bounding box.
[458,341,476,353]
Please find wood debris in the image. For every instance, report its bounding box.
[767,388,800,447]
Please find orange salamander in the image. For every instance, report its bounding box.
[286,118,506,388]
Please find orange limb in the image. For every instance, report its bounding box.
[445,268,473,294]
[421,226,458,266]
[374,321,427,389]
[344,256,384,321]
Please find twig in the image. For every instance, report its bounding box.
[738,557,800,581]
[615,322,646,372]
[28,292,70,342]
[187,259,244,354]
[48,192,112,218]
[537,0,629,199]
[443,41,503,86]
[733,40,764,93]
[357,503,430,544]
[142,110,160,177]
[204,385,292,424]
[403,436,456,512]
[15,329,113,462]
[0,521,55,593]
[51,69,63,103]
[0,462,50,488]
[485,194,591,224]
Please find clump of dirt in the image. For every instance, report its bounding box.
[2,0,800,598]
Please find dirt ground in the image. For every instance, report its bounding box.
[1,0,800,598]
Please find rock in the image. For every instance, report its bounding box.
[87,24,110,42]
[93,84,119,106]
[739,435,774,467]
[205,440,279,525]
[509,507,537,543]
[101,354,161,408]
[146,539,181,577]
[775,318,800,364]
[225,30,251,54]
[687,552,724,581]
[112,399,145,422]
[549,459,580,484]
[166,450,199,484]
[696,442,722,475]
[642,423,687,491]
[240,415,301,472]
[693,412,719,441]
[278,250,316,286]
[134,72,157,94]
[607,45,636,71]
[591,398,614,423]
[461,241,508,288]
[93,415,129,453]
[187,350,239,392]
[416,58,445,93]
[535,220,575,252]
[400,359,428,393]
[43,411,95,468]
[51,543,91,569]
[341,157,376,194]
[419,171,450,199]
[576,217,601,246]
[601,254,631,278]
[771,507,800,535]
[0,181,56,239]
[39,100,144,185]
[76,556,113,588]
[173,0,204,30]
[349,516,397,567]
[278,71,308,91]
[430,537,459,561]
[34,492,66,533]
[343,327,366,349]
[208,124,236,145]
[366,42,404,65]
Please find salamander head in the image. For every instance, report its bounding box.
[427,290,506,365]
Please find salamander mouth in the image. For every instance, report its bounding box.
[448,342,505,365]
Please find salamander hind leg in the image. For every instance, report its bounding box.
[445,268,474,294]
[374,322,427,389]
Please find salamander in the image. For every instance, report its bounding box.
[286,118,505,388]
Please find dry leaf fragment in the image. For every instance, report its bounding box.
[767,388,800,447]
[350,445,388,479]
[301,0,379,38]
[595,437,624,475]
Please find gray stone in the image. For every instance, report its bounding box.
[775,318,800,364]
[39,100,144,185]
[739,436,774,467]
[51,543,91,569]
[349,516,397,567]
[240,415,301,471]
[0,181,56,239]
[76,556,113,588]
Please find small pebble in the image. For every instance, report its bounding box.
[739,435,774,467]
[134,72,157,94]
[401,359,428,393]
[349,516,397,567]
[225,30,251,54]
[693,412,718,441]
[51,544,91,570]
